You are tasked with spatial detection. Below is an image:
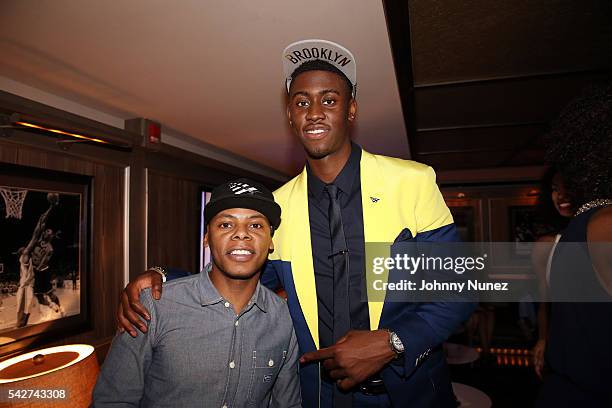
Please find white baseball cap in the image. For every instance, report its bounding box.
[282,39,357,97]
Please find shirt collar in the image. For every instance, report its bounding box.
[307,142,362,202]
[199,263,267,312]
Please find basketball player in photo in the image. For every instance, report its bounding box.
[15,197,55,328]
[31,193,65,321]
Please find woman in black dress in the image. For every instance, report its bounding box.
[536,80,612,407]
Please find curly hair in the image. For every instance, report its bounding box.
[546,79,612,207]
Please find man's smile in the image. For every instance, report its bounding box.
[226,247,256,261]
[303,125,330,139]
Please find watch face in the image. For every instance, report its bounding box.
[392,333,404,352]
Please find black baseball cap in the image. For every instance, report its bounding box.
[204,178,281,230]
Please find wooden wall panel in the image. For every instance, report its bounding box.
[443,185,539,279]
[0,140,125,355]
[442,184,538,242]
[446,198,485,242]
[147,171,200,273]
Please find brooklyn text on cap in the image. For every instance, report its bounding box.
[204,178,281,230]
[282,39,357,94]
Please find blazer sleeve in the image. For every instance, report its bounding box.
[260,260,282,291]
[414,166,458,242]
[390,166,476,377]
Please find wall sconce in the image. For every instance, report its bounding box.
[457,192,466,199]
[0,344,99,407]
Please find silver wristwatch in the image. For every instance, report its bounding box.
[149,266,167,283]
[387,330,404,357]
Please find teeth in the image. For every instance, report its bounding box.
[560,203,571,208]
[230,249,252,255]
[306,129,326,134]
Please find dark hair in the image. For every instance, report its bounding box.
[290,60,354,97]
[546,79,612,207]
[535,166,570,235]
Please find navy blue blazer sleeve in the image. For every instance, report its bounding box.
[387,224,477,378]
[261,260,282,291]
[165,267,191,281]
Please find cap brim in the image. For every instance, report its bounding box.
[205,196,281,230]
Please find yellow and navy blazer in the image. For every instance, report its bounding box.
[262,149,475,407]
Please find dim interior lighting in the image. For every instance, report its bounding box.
[527,189,539,196]
[0,344,94,383]
[0,344,99,407]
[474,347,532,368]
[457,192,466,198]
[15,121,109,144]
[5,112,132,148]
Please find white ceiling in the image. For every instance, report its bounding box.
[0,0,409,178]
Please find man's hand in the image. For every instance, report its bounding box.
[116,270,163,337]
[299,330,396,391]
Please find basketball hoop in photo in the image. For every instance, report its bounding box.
[0,187,28,219]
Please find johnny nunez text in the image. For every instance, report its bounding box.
[371,279,509,293]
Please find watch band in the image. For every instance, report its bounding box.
[149,266,167,283]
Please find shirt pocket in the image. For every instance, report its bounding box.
[247,348,287,405]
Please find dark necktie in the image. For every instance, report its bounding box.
[325,184,352,407]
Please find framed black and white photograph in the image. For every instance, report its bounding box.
[0,163,91,356]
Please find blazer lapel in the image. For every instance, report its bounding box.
[288,168,320,348]
[360,150,396,330]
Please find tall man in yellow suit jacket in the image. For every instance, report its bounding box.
[117,39,475,408]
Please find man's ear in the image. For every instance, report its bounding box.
[268,237,274,254]
[203,231,210,248]
[348,99,357,122]
[286,105,293,126]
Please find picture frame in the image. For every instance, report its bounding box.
[445,198,484,242]
[199,187,212,273]
[0,163,91,357]
[508,205,544,256]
